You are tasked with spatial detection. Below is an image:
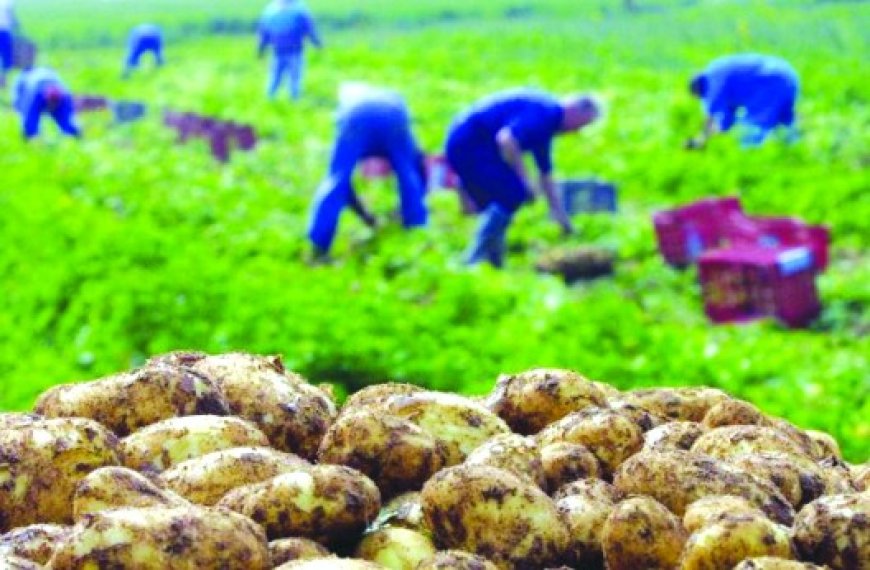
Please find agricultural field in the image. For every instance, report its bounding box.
[1,0,868,460]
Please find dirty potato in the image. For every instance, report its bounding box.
[34,364,230,436]
[607,399,665,432]
[793,493,870,570]
[540,442,602,493]
[679,514,794,570]
[464,433,545,489]
[804,429,843,461]
[733,559,826,569]
[159,446,309,506]
[318,410,449,498]
[218,465,380,541]
[642,421,705,453]
[119,415,270,473]
[554,477,622,503]
[0,525,71,565]
[354,527,436,570]
[702,399,766,429]
[421,465,568,569]
[485,369,606,434]
[536,406,643,476]
[613,451,794,524]
[415,550,499,570]
[602,496,687,570]
[683,495,766,534]
[269,538,331,566]
[0,418,120,530]
[275,559,387,570]
[727,452,829,508]
[340,384,425,417]
[73,466,189,517]
[556,492,616,567]
[46,506,270,569]
[690,425,810,461]
[619,387,730,422]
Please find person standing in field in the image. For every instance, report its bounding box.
[687,53,800,148]
[446,89,601,267]
[123,24,164,78]
[258,0,322,100]
[307,83,428,258]
[0,0,18,88]
[12,66,81,140]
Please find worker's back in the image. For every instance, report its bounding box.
[260,0,314,54]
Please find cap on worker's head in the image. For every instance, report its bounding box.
[689,73,708,98]
[561,94,603,132]
[43,85,64,110]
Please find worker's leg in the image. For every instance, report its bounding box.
[387,129,427,229]
[267,55,288,99]
[287,52,304,100]
[0,30,12,88]
[153,39,165,67]
[464,163,525,267]
[123,40,145,77]
[22,100,43,140]
[51,96,82,138]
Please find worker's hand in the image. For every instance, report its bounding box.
[361,212,378,229]
[551,208,575,236]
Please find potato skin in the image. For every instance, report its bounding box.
[733,559,826,569]
[702,399,766,429]
[46,506,270,569]
[340,384,425,417]
[421,465,568,569]
[727,452,829,508]
[602,496,687,570]
[0,555,43,570]
[34,364,230,436]
[804,429,843,460]
[679,514,794,570]
[415,550,499,569]
[119,415,270,473]
[0,414,42,430]
[619,387,730,422]
[218,465,381,541]
[74,466,189,518]
[353,527,436,570]
[464,434,545,489]
[275,559,387,569]
[642,421,705,453]
[683,495,766,534]
[318,410,449,498]
[691,425,810,461]
[606,399,665,432]
[0,524,71,565]
[540,442,602,494]
[0,418,120,530]
[556,493,615,567]
[553,478,622,503]
[485,369,606,435]
[159,446,309,506]
[269,538,331,566]
[613,451,794,525]
[793,493,870,570]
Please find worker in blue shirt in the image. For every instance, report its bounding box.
[446,89,601,267]
[687,54,800,148]
[12,66,81,140]
[123,24,164,78]
[258,0,322,100]
[307,83,428,258]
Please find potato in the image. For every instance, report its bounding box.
[642,421,705,453]
[619,387,730,422]
[0,555,42,570]
[341,384,425,417]
[690,425,810,461]
[385,392,511,466]
[540,442,602,493]
[536,406,643,476]
[34,363,230,436]
[373,492,426,533]
[46,506,270,569]
[190,353,336,459]
[0,525,71,565]
[804,429,843,460]
[679,514,794,570]
[415,550,499,569]
[613,451,794,524]
[484,369,606,434]
[733,559,826,569]
[0,418,120,530]
[421,465,568,569]
[218,465,381,541]
[602,496,687,570]
[683,495,766,534]
[119,415,270,473]
[817,457,859,496]
[354,528,436,570]
[73,466,189,517]
[269,538,331,566]
[793,493,870,570]
[275,559,387,570]
[159,446,309,505]
[553,478,622,503]
[318,410,449,498]
[765,418,818,459]
[727,452,829,508]
[464,433,545,489]
[702,399,765,428]
[183,352,298,384]
[607,399,665,432]
[556,493,615,567]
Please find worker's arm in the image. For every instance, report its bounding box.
[496,127,531,194]
[306,15,323,49]
[257,27,270,58]
[539,172,574,235]
[686,115,717,150]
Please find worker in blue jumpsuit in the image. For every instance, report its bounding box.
[446,89,601,267]
[307,84,428,257]
[13,67,81,140]
[123,24,164,78]
[258,0,322,100]
[687,54,800,148]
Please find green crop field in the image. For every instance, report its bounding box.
[1,0,868,460]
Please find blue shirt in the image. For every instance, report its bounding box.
[12,67,65,115]
[259,0,320,56]
[699,54,799,131]
[336,84,414,158]
[129,23,162,42]
[451,89,564,175]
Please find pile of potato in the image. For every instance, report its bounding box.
[1,354,867,569]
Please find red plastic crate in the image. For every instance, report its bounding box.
[698,246,821,328]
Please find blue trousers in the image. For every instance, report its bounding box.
[0,30,11,74]
[125,37,164,74]
[23,93,81,140]
[307,105,427,252]
[268,52,304,100]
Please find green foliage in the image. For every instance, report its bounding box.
[1,1,867,461]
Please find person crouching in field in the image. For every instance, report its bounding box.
[0,0,18,88]
[258,0,322,100]
[446,89,601,267]
[307,83,428,259]
[687,53,800,149]
[123,24,164,79]
[13,66,81,141]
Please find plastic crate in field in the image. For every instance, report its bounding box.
[110,101,147,124]
[698,246,821,328]
[559,179,618,214]
[73,95,109,112]
[653,196,743,267]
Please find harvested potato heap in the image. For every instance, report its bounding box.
[1,357,867,570]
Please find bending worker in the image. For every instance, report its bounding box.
[446,89,601,267]
[258,0,322,100]
[687,53,800,148]
[0,0,18,88]
[123,24,164,78]
[13,66,81,140]
[307,83,428,258]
